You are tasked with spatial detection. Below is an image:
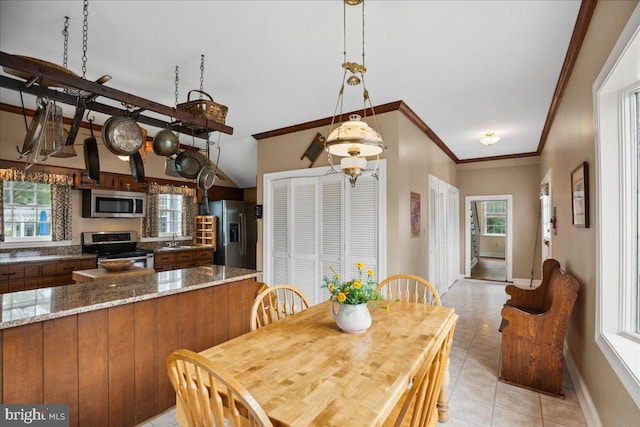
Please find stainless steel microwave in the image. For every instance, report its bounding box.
[82,189,146,218]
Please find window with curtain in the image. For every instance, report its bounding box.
[482,200,506,236]
[0,169,73,243]
[3,181,52,241]
[143,182,195,238]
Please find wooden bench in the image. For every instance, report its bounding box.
[499,259,579,397]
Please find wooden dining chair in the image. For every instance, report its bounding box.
[167,349,273,427]
[383,321,457,427]
[250,284,311,331]
[377,274,441,306]
[377,274,451,422]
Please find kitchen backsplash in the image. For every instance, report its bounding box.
[0,245,83,258]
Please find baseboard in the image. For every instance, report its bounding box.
[564,342,602,427]
[479,252,506,259]
[511,278,541,288]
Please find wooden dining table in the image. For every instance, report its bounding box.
[195,300,458,427]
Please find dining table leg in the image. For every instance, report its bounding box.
[437,357,451,422]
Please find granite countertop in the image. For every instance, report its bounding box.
[0,253,96,265]
[1,265,261,330]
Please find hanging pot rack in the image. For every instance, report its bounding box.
[0,52,233,138]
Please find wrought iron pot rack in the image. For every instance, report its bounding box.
[0,52,233,138]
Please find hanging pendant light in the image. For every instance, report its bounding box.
[325,0,386,188]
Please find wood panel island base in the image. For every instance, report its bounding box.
[0,265,261,427]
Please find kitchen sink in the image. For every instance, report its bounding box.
[164,245,194,250]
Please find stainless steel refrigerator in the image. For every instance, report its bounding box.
[203,200,257,269]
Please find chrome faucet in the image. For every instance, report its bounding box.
[168,233,177,248]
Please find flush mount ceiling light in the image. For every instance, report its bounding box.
[325,0,386,188]
[480,132,501,146]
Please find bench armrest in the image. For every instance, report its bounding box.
[500,305,554,346]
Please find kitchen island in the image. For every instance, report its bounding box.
[0,265,261,426]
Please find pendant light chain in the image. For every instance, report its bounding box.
[361,0,367,118]
[62,16,70,69]
[81,0,89,79]
[343,1,347,64]
[174,66,180,107]
[361,1,365,69]
[199,54,205,100]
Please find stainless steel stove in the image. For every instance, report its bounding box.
[81,231,154,269]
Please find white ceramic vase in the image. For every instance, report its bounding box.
[331,302,372,334]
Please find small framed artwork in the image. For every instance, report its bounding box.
[410,192,421,238]
[571,162,589,228]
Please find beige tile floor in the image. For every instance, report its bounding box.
[139,279,588,427]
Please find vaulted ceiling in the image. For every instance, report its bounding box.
[0,1,585,188]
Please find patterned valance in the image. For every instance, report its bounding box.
[0,168,74,186]
[147,182,196,197]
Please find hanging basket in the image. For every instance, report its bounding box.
[177,90,228,125]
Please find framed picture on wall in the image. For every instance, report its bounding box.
[571,162,589,228]
[410,192,421,238]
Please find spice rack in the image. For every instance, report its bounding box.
[194,215,216,249]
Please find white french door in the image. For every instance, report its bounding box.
[446,184,460,288]
[264,163,386,305]
[428,175,460,296]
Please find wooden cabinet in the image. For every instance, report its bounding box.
[75,171,149,192]
[154,251,176,272]
[195,248,214,266]
[154,248,214,272]
[56,259,96,286]
[0,257,97,294]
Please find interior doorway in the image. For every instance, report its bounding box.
[540,170,553,264]
[465,195,513,282]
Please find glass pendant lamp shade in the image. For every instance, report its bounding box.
[340,156,367,175]
[326,115,384,157]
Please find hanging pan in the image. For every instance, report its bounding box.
[18,96,52,158]
[164,156,182,178]
[197,164,217,214]
[102,112,144,156]
[83,118,100,183]
[174,149,205,180]
[130,151,145,183]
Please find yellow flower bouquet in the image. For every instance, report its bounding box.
[323,263,381,305]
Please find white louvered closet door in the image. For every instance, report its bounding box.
[290,178,318,304]
[345,175,379,282]
[271,181,290,286]
[320,174,344,302]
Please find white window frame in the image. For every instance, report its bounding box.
[482,200,506,236]
[2,181,52,243]
[593,3,640,407]
[157,193,183,237]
